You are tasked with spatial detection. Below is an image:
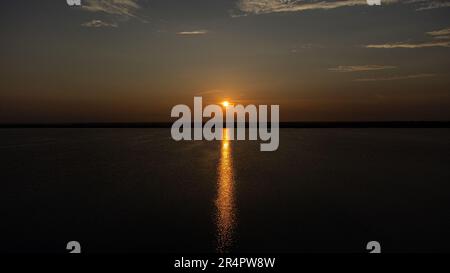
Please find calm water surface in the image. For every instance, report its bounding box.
[0,128,449,253]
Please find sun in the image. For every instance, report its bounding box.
[222,101,230,107]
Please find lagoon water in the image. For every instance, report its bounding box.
[1,128,449,253]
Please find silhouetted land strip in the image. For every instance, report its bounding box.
[0,121,449,128]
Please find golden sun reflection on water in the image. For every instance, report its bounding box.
[215,128,235,253]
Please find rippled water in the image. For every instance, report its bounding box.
[0,128,449,253]
[216,128,235,253]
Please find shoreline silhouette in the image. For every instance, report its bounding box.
[0,121,449,128]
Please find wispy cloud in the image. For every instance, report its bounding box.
[236,0,399,15]
[81,19,118,28]
[82,0,146,22]
[409,0,450,11]
[354,73,436,82]
[366,27,450,49]
[329,65,397,72]
[366,41,450,48]
[236,0,450,15]
[427,27,450,39]
[176,30,209,36]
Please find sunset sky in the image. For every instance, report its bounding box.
[1,0,449,122]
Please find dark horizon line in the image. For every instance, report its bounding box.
[0,121,449,128]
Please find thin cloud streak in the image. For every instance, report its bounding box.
[236,0,399,15]
[236,0,450,15]
[366,41,450,48]
[415,1,450,11]
[82,0,147,22]
[81,19,118,28]
[329,65,397,72]
[354,73,436,82]
[366,27,450,49]
[427,28,450,38]
[176,30,209,36]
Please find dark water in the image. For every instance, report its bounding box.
[0,128,449,253]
